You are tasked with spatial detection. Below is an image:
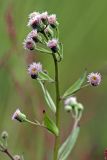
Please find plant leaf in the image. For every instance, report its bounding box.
[38,71,54,82]
[39,81,56,113]
[44,114,59,136]
[62,70,87,98]
[58,126,80,160]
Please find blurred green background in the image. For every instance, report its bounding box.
[0,0,107,159]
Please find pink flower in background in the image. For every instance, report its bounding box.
[104,149,107,160]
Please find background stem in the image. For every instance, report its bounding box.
[0,144,14,160]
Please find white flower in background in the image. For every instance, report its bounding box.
[64,96,77,106]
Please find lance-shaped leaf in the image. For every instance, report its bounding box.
[39,81,56,113]
[38,71,54,82]
[58,126,80,160]
[43,114,59,136]
[62,70,87,98]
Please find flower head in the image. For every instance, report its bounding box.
[23,38,35,50]
[27,30,39,42]
[12,109,26,122]
[87,72,101,86]
[28,12,40,19]
[41,11,48,20]
[27,15,41,29]
[48,14,57,27]
[28,62,42,79]
[47,38,58,53]
[64,96,77,106]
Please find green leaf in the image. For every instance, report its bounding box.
[44,114,59,136]
[39,81,56,113]
[38,71,54,82]
[58,126,80,160]
[62,70,87,98]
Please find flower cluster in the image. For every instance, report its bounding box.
[23,11,61,80]
[23,11,59,53]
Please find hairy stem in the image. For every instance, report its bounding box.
[53,53,60,160]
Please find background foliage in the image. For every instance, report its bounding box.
[0,0,107,159]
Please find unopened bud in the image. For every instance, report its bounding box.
[12,109,26,122]
[1,131,8,139]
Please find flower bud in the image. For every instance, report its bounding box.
[23,38,35,50]
[27,30,42,43]
[64,105,72,112]
[12,109,26,122]
[41,11,48,25]
[48,14,58,28]
[14,155,21,160]
[47,38,59,53]
[76,103,84,111]
[64,96,77,106]
[1,131,8,139]
[28,12,40,19]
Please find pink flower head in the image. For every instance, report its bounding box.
[87,72,101,86]
[23,37,35,50]
[28,62,42,79]
[47,38,58,52]
[28,12,40,19]
[64,96,77,106]
[12,109,26,122]
[41,11,48,20]
[48,14,57,25]
[27,30,38,42]
[27,15,41,29]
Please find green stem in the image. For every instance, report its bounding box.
[53,53,60,160]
